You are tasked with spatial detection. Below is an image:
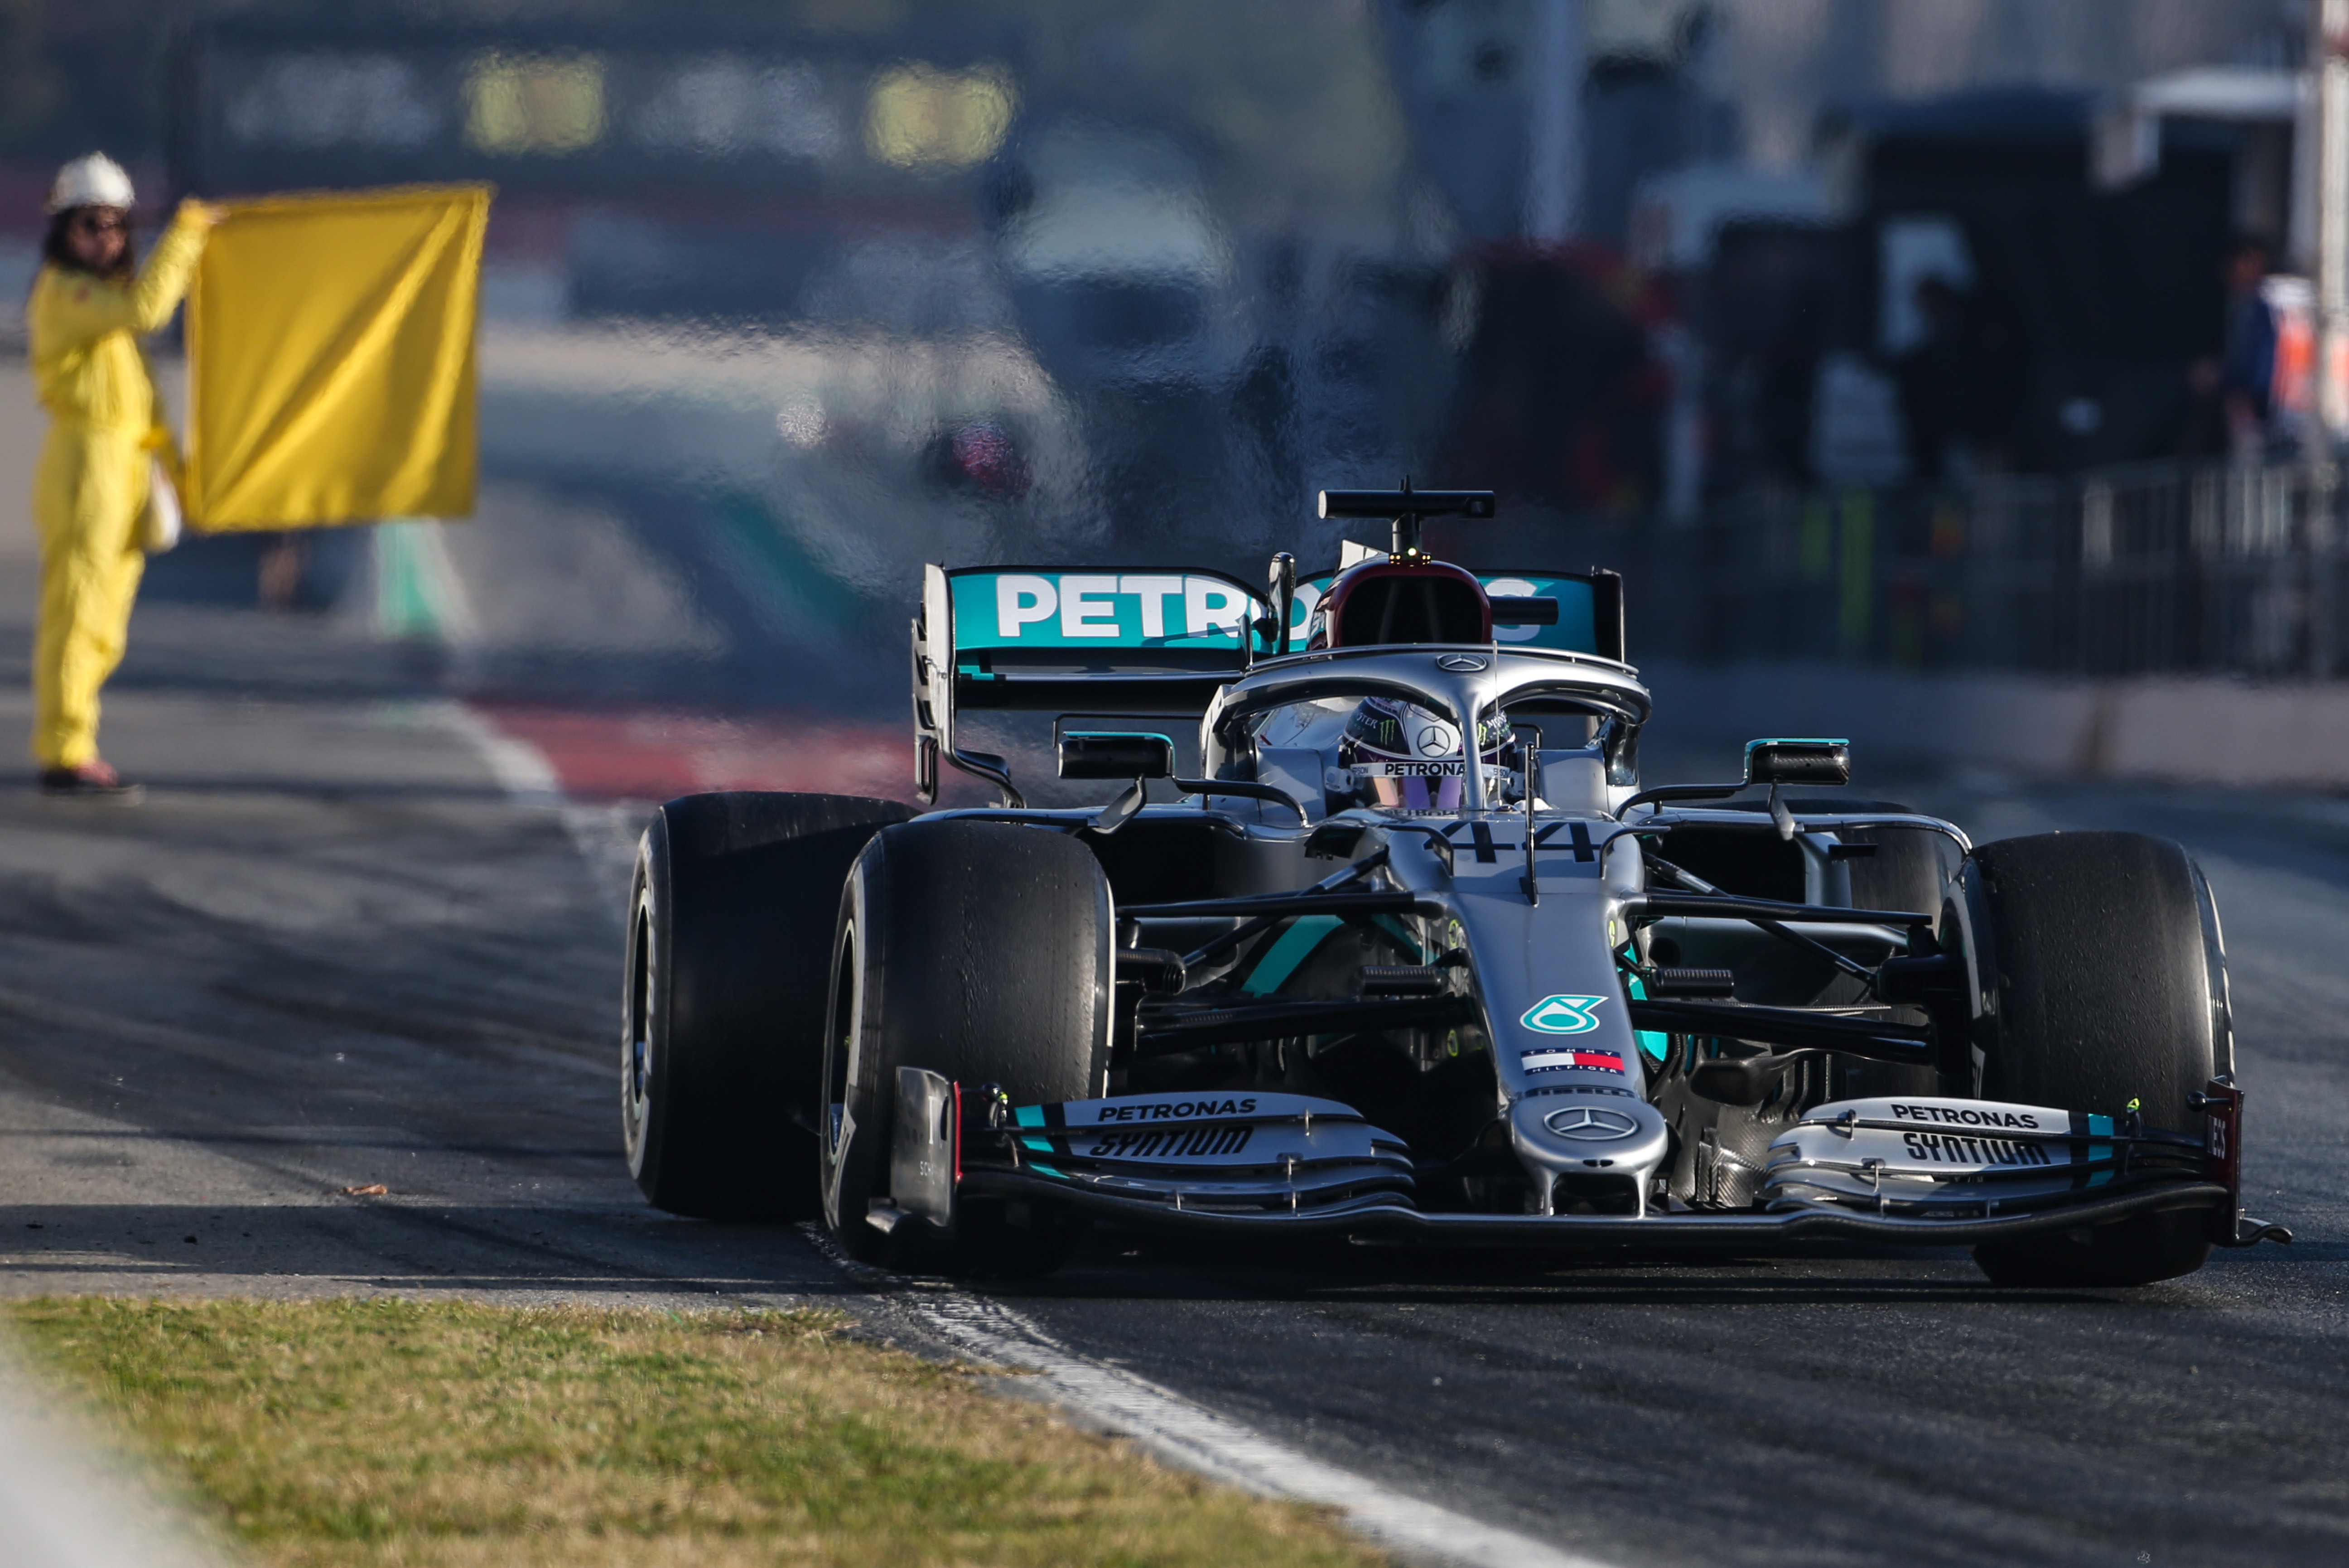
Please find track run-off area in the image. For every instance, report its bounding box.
[0,564,2341,1568]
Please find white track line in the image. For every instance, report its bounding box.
[797,1227,1620,1568]
[426,701,645,920]
[455,709,1625,1568]
[0,1341,229,1568]
[429,700,561,807]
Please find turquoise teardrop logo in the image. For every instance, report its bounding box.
[1520,995,1606,1034]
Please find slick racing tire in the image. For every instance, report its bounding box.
[1953,831,2225,1288]
[624,791,914,1220]
[821,819,1111,1274]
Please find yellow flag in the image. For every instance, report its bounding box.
[184,184,490,530]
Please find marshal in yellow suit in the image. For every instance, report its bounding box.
[27,205,209,771]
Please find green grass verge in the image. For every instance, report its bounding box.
[3,1297,1387,1568]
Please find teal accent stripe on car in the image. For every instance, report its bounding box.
[1242,915,1343,996]
[1370,913,1428,960]
[1022,1137,1054,1153]
[1015,1105,1044,1128]
[1029,1163,1065,1177]
[2087,1112,2113,1185]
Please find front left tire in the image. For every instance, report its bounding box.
[820,818,1111,1272]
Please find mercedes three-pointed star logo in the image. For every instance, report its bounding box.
[1543,1105,1640,1140]
[1435,653,1488,672]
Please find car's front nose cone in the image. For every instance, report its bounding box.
[1510,1091,1670,1213]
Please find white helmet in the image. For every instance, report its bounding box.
[47,153,134,215]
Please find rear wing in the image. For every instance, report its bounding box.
[912,562,1627,804]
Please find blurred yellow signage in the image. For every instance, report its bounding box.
[184,184,490,531]
[465,52,607,154]
[864,63,1014,169]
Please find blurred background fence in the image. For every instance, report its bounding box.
[1626,458,2349,680]
[8,1,2349,726]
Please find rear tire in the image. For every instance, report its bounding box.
[623,791,914,1219]
[1953,832,2223,1287]
[820,819,1111,1273]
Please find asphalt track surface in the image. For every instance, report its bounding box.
[0,579,2342,1568]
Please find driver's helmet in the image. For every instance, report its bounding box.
[1337,696,1509,811]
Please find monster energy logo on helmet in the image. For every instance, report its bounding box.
[1339,697,1510,812]
[1342,696,1505,760]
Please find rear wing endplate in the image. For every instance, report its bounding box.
[914,564,1269,804]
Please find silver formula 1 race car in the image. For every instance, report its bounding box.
[621,485,2289,1285]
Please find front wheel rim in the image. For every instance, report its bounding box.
[820,921,860,1227]
[623,903,654,1165]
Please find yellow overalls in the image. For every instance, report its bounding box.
[26,209,207,770]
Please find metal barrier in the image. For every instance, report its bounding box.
[1645,461,2349,679]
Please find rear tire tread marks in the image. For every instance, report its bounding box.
[624,790,913,1220]
[1960,831,2220,1287]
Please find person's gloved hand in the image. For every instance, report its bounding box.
[176,197,227,231]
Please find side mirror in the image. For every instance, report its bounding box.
[1058,731,1176,781]
[1616,736,1851,817]
[1745,738,1849,788]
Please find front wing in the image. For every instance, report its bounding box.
[870,1072,2287,1250]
